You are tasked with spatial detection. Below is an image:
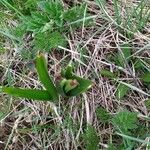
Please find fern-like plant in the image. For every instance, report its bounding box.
[83,125,99,150]
[0,0,93,59]
[112,111,138,134]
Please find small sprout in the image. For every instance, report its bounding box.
[61,65,93,97]
[62,79,79,93]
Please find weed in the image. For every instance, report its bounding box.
[0,0,149,149]
[83,125,99,150]
[111,111,138,149]
[0,0,94,59]
[96,107,111,123]
[1,53,93,101]
[97,0,150,37]
[112,111,138,134]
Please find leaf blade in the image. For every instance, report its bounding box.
[36,53,59,100]
[2,87,53,101]
[116,83,130,99]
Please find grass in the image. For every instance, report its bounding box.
[0,0,150,149]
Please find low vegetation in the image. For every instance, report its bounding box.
[0,0,150,149]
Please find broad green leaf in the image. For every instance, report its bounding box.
[48,31,66,49]
[24,12,49,32]
[116,83,130,99]
[60,76,92,97]
[64,79,79,93]
[56,80,66,97]
[2,87,52,101]
[36,53,59,100]
[141,72,150,83]
[41,20,54,32]
[31,12,48,24]
[100,69,116,79]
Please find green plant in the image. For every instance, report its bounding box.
[0,0,94,59]
[102,43,150,99]
[112,111,138,134]
[1,53,93,102]
[111,110,138,149]
[141,72,150,83]
[96,107,111,123]
[100,69,117,79]
[116,83,130,99]
[113,43,132,68]
[83,125,99,150]
[60,65,93,97]
[115,0,150,36]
